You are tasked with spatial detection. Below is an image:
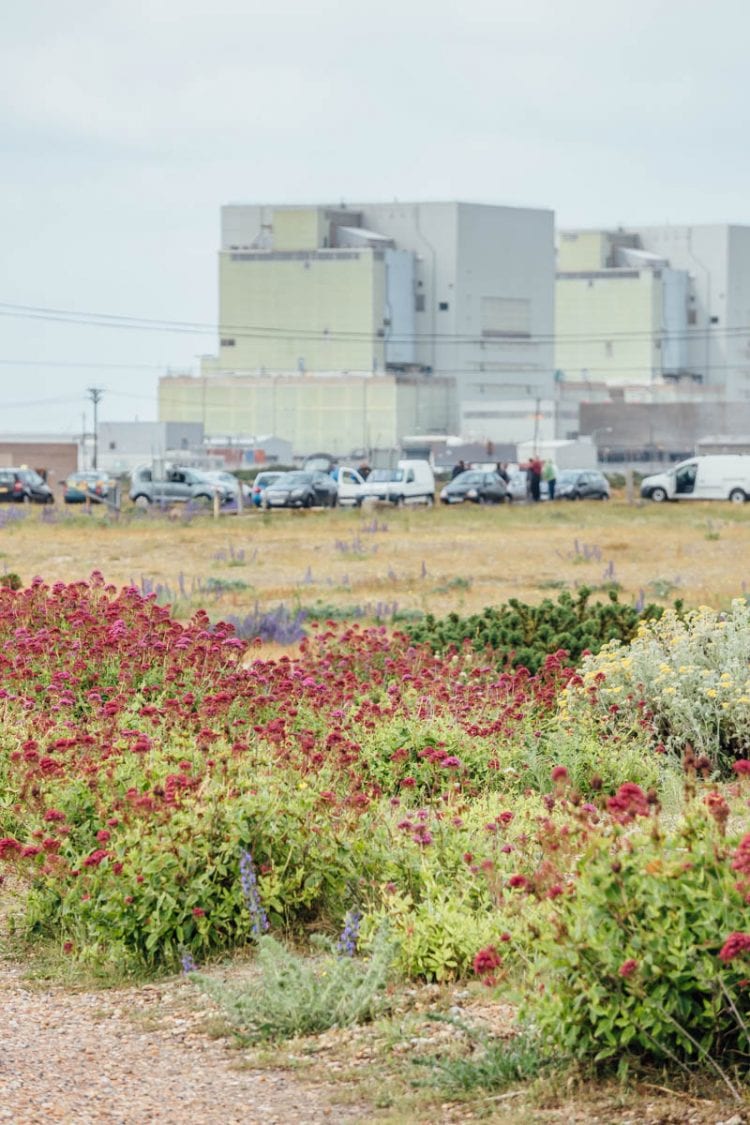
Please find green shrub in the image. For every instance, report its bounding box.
[527,801,750,1088]
[415,1020,549,1093]
[566,599,750,767]
[192,927,395,1041]
[403,588,665,673]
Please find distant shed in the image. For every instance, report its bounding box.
[0,438,78,488]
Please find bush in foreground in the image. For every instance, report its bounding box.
[565,599,750,767]
[192,927,395,1041]
[526,791,750,1090]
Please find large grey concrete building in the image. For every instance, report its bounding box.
[161,201,556,453]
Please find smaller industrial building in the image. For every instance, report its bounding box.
[0,435,79,491]
[97,421,206,474]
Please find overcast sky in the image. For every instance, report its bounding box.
[2,0,749,432]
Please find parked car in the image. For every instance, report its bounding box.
[555,469,610,500]
[506,469,551,502]
[364,460,435,506]
[440,469,510,505]
[641,455,750,503]
[251,471,284,507]
[0,468,54,504]
[129,466,234,507]
[337,460,436,507]
[302,453,338,475]
[262,471,338,509]
[202,471,252,504]
[63,470,112,504]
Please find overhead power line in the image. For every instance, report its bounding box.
[2,299,750,348]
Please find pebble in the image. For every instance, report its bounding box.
[0,965,366,1123]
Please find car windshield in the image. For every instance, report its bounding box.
[557,471,579,483]
[452,471,482,485]
[274,472,311,486]
[255,473,280,486]
[19,470,45,485]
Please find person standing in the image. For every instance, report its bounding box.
[451,459,466,479]
[542,458,558,501]
[528,455,543,502]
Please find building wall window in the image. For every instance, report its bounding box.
[221,338,236,347]
[439,301,449,311]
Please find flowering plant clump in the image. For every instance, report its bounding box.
[564,600,750,767]
[0,574,594,971]
[525,796,750,1076]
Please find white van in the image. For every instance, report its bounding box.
[641,455,750,504]
[337,460,435,506]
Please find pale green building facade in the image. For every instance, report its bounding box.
[555,228,691,387]
[159,372,454,457]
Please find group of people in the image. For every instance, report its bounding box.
[450,456,558,501]
[524,455,558,501]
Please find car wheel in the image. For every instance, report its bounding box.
[393,495,405,507]
[424,494,435,507]
[598,492,609,500]
[330,493,338,508]
[650,487,668,503]
[729,488,746,504]
[133,495,150,508]
[305,495,314,508]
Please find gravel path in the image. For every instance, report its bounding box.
[0,963,363,1124]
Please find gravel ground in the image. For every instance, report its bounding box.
[0,963,364,1124]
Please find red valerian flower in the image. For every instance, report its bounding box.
[550,765,569,783]
[0,838,21,858]
[606,783,650,824]
[732,835,750,877]
[43,809,66,822]
[508,874,529,890]
[718,932,750,963]
[618,959,638,978]
[192,907,206,917]
[82,849,108,867]
[733,760,750,776]
[704,791,729,833]
[472,945,502,976]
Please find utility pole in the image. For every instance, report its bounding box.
[87,387,104,470]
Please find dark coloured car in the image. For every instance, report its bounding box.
[555,469,610,500]
[64,470,112,504]
[440,470,509,505]
[263,471,338,509]
[0,468,54,504]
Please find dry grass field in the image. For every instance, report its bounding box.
[1,496,748,621]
